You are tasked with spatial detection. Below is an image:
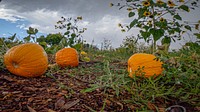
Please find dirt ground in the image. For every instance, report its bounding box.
[0,62,132,112]
[0,56,199,112]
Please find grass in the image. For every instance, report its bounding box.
[79,44,200,111]
[0,42,200,111]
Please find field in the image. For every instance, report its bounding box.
[1,0,200,111]
[0,44,200,112]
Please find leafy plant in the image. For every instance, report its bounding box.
[37,33,64,54]
[112,0,200,52]
[55,16,87,50]
[24,27,38,42]
[81,60,131,96]
[160,45,200,105]
[120,35,138,54]
[100,38,112,50]
[0,34,22,70]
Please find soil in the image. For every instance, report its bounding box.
[0,62,131,112]
[0,55,199,112]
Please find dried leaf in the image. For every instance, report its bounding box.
[48,109,56,112]
[158,107,165,112]
[3,75,16,82]
[61,99,80,110]
[28,97,34,103]
[116,101,124,110]
[23,87,38,91]
[55,97,65,109]
[48,63,57,68]
[147,102,156,110]
[105,99,111,106]
[27,106,37,112]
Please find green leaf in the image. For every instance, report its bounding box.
[128,12,135,17]
[175,22,181,27]
[39,42,47,48]
[64,31,70,35]
[8,33,16,41]
[169,27,181,34]
[174,14,182,20]
[67,23,71,26]
[143,25,150,31]
[26,27,38,35]
[150,28,164,42]
[129,19,138,29]
[140,30,151,41]
[179,5,190,12]
[73,43,81,51]
[80,86,99,93]
[138,8,146,19]
[168,30,175,35]
[194,33,200,39]
[59,38,68,47]
[67,27,70,30]
[35,29,38,34]
[161,36,171,44]
[155,21,167,28]
[23,35,31,42]
[71,33,76,38]
[185,25,192,31]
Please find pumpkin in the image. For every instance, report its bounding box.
[55,47,79,67]
[128,53,163,78]
[4,43,48,77]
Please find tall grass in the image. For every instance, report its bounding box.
[81,43,200,110]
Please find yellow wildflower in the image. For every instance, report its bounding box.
[80,51,87,56]
[143,11,151,16]
[83,28,87,31]
[83,57,90,62]
[147,20,152,25]
[149,15,153,18]
[157,13,162,16]
[181,31,186,34]
[142,1,151,7]
[121,29,126,32]
[168,0,175,7]
[77,16,82,20]
[157,0,164,5]
[118,23,122,27]
[160,17,165,22]
[109,3,114,7]
[127,7,133,12]
[195,24,199,30]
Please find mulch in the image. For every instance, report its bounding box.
[0,58,199,112]
[0,61,132,112]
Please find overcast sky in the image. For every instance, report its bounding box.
[0,0,200,49]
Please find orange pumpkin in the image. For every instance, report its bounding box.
[4,43,48,77]
[55,47,79,67]
[128,53,163,78]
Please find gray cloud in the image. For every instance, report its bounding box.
[1,0,131,48]
[2,0,123,22]
[1,0,200,49]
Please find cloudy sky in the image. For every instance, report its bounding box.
[0,0,200,49]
